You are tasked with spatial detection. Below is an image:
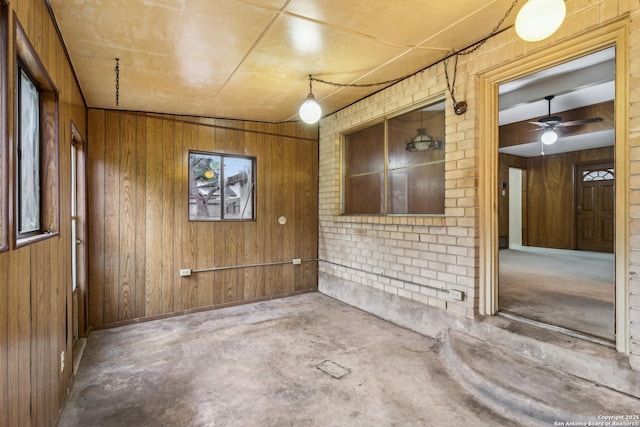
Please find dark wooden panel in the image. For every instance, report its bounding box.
[173,118,184,311]
[8,249,31,426]
[182,122,198,309]
[145,117,164,317]
[282,123,296,294]
[119,113,136,320]
[87,111,319,329]
[0,250,6,426]
[526,147,613,250]
[135,115,147,319]
[526,154,575,249]
[103,111,120,323]
[88,110,105,326]
[576,162,615,252]
[162,118,175,314]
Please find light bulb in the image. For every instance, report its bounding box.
[541,129,558,145]
[515,0,566,42]
[299,93,322,124]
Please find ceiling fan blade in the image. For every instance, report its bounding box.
[528,121,548,127]
[558,117,603,127]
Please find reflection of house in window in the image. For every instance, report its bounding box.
[189,151,255,221]
[224,170,250,216]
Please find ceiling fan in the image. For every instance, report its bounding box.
[529,95,603,149]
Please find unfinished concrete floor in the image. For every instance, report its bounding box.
[59,293,639,426]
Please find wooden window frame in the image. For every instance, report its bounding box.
[14,16,59,247]
[188,151,256,222]
[0,2,7,252]
[342,98,446,216]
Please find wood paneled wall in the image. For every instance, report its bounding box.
[87,110,319,328]
[0,1,88,426]
[527,146,614,249]
[498,146,614,250]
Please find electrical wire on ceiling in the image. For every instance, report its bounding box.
[306,0,521,117]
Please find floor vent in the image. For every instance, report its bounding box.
[316,360,350,379]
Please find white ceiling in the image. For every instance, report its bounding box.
[47,0,523,122]
[498,47,616,157]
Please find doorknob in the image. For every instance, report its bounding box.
[76,239,82,245]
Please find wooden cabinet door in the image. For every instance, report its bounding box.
[576,163,614,253]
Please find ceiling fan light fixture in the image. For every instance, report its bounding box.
[515,0,566,42]
[299,75,322,124]
[541,129,558,145]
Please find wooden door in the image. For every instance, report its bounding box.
[576,163,614,253]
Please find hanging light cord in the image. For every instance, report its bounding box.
[444,0,519,105]
[309,0,519,95]
[114,58,120,107]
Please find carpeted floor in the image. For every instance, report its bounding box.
[498,246,615,341]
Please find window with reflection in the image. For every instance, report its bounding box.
[14,19,60,246]
[0,2,7,251]
[189,151,255,221]
[17,66,41,235]
[343,99,445,215]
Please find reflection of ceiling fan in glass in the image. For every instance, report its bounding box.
[529,95,603,149]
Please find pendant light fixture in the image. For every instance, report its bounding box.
[406,128,442,152]
[299,75,322,124]
[515,0,566,42]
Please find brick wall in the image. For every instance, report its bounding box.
[626,0,640,370]
[318,0,640,368]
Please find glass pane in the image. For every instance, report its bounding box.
[388,101,445,169]
[344,123,384,214]
[71,217,77,291]
[18,68,40,234]
[223,156,253,219]
[583,169,614,182]
[189,153,221,220]
[345,123,384,176]
[388,162,445,214]
[345,173,384,215]
[71,144,77,291]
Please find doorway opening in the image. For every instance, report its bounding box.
[70,121,88,372]
[479,19,629,353]
[497,48,616,342]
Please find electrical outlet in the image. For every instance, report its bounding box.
[292,258,302,265]
[449,289,464,301]
[179,269,192,277]
[60,351,65,373]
